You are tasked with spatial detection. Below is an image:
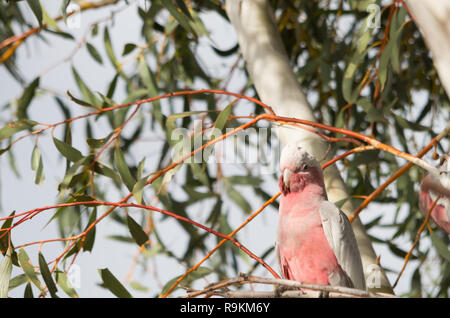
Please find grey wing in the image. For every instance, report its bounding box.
[274,241,290,280]
[275,241,282,278]
[319,200,366,290]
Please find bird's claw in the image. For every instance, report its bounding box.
[274,285,300,297]
[319,290,330,298]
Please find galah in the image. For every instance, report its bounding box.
[276,143,366,290]
[419,156,450,234]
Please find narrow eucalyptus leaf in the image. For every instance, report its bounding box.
[99,268,132,298]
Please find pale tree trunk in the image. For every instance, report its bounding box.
[406,0,450,230]
[225,0,393,293]
[406,0,450,99]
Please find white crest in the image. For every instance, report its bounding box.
[280,143,322,172]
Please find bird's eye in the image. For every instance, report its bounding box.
[300,164,308,171]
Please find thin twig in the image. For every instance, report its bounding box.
[393,195,441,288]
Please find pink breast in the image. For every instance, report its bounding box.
[278,195,343,285]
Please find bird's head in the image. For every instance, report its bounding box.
[279,143,326,196]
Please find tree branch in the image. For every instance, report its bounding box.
[406,0,450,98]
[184,274,398,298]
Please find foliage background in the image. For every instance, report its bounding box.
[0,0,448,297]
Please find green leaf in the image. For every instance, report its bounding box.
[106,73,120,100]
[430,232,450,262]
[122,43,137,56]
[378,17,405,89]
[67,90,97,109]
[57,156,89,194]
[31,145,45,185]
[161,267,212,295]
[70,193,95,204]
[378,42,393,89]
[17,77,40,120]
[42,7,59,31]
[166,110,210,133]
[62,239,82,261]
[86,132,114,149]
[8,274,28,291]
[356,27,372,55]
[349,149,380,166]
[213,103,233,132]
[24,282,34,298]
[43,28,74,40]
[224,178,252,213]
[132,176,147,205]
[186,6,209,37]
[342,58,361,104]
[7,149,20,177]
[161,0,197,37]
[96,91,116,107]
[99,268,132,298]
[389,8,406,73]
[342,39,370,104]
[86,42,103,64]
[189,162,210,187]
[136,158,146,180]
[53,137,83,162]
[83,208,97,252]
[160,137,191,189]
[356,98,385,122]
[106,235,134,243]
[61,0,71,21]
[227,175,262,186]
[392,113,429,131]
[93,162,121,183]
[129,281,148,292]
[54,269,78,298]
[183,185,215,204]
[17,248,43,291]
[0,247,12,298]
[121,88,148,104]
[138,56,163,126]
[104,27,119,69]
[27,0,43,26]
[126,215,149,247]
[387,241,415,260]
[174,0,193,20]
[91,23,98,37]
[71,67,102,107]
[38,252,58,298]
[0,119,38,142]
[114,145,136,192]
[0,212,15,255]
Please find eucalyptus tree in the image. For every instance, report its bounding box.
[0,0,448,298]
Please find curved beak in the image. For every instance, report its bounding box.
[283,169,293,189]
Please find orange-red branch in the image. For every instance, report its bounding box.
[267,115,440,175]
[10,200,277,279]
[393,195,440,288]
[1,89,274,147]
[322,146,375,170]
[159,192,282,298]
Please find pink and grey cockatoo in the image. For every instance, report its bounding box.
[276,143,366,290]
[419,156,450,234]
